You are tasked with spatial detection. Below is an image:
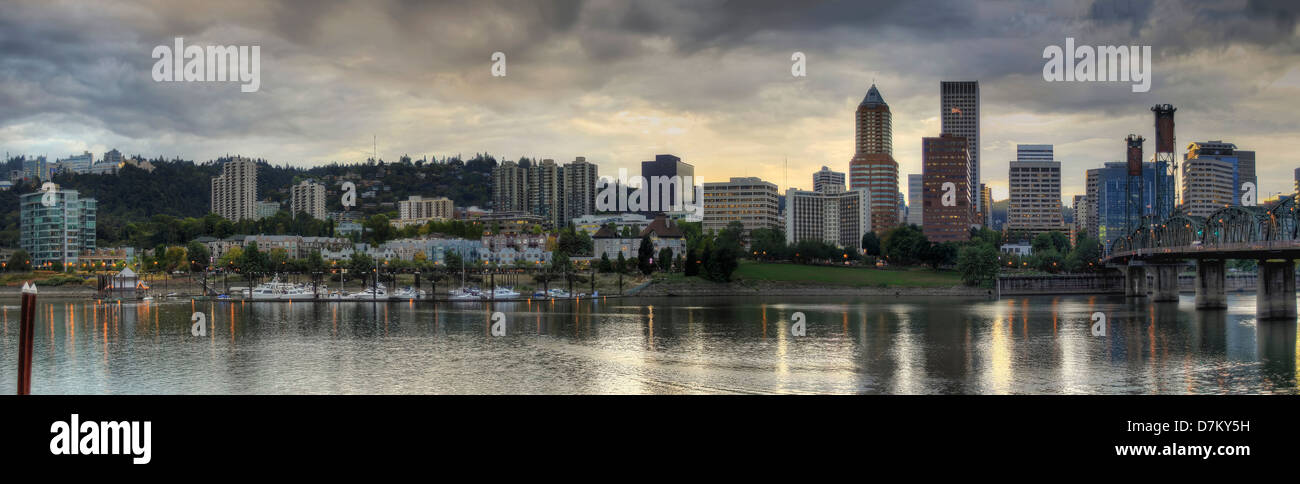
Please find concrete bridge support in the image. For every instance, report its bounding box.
[1151,264,1181,302]
[1125,265,1148,298]
[1256,260,1297,320]
[1195,260,1226,309]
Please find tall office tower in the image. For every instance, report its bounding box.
[940,81,980,217]
[20,186,96,268]
[1181,141,1242,217]
[783,186,870,249]
[1085,168,1103,239]
[492,159,529,213]
[1072,194,1088,245]
[1094,161,1174,249]
[849,84,900,233]
[980,184,993,227]
[211,157,258,221]
[1236,149,1256,199]
[290,180,327,220]
[398,196,453,222]
[702,177,781,239]
[922,134,973,243]
[1007,144,1065,238]
[641,154,695,213]
[813,166,845,193]
[897,192,906,224]
[906,174,924,226]
[561,156,599,223]
[528,158,563,227]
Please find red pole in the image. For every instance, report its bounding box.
[17,282,37,395]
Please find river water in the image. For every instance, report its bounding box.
[0,293,1294,394]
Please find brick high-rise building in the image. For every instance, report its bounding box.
[922,134,973,242]
[849,84,899,233]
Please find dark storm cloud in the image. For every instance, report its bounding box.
[0,0,1296,186]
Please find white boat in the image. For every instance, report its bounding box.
[391,286,425,300]
[449,287,480,301]
[250,277,314,300]
[349,282,388,300]
[482,287,521,300]
[547,288,570,298]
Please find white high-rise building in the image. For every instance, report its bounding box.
[813,166,845,194]
[211,157,258,221]
[783,186,870,250]
[290,180,327,220]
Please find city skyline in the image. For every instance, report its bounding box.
[2,1,1300,205]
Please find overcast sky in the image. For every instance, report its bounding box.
[2,0,1298,203]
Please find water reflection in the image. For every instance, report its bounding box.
[0,293,1295,394]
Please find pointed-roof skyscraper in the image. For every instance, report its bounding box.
[850,83,899,233]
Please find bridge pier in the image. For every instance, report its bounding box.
[1124,266,1148,298]
[1257,260,1297,320]
[1150,264,1181,302]
[1195,260,1226,309]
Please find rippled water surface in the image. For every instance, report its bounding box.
[0,293,1295,394]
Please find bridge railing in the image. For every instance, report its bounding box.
[1106,240,1300,261]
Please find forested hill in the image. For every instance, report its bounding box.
[0,153,502,247]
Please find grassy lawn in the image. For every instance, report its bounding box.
[732,261,962,287]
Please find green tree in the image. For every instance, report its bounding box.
[882,224,928,266]
[7,249,30,271]
[957,243,999,286]
[186,240,210,272]
[684,248,699,276]
[637,235,655,275]
[657,247,673,272]
[598,253,613,273]
[861,232,882,257]
[1031,231,1071,255]
[920,242,957,269]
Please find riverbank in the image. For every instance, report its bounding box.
[634,262,989,297]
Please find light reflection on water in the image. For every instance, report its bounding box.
[0,293,1294,394]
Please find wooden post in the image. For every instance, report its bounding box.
[17,282,37,395]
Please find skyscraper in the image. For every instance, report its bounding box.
[906,173,923,226]
[922,134,973,243]
[211,157,258,221]
[980,184,993,228]
[641,154,695,213]
[561,157,599,224]
[1072,194,1088,245]
[492,160,529,213]
[784,187,870,249]
[1094,161,1174,249]
[941,81,980,218]
[813,166,845,193]
[1007,144,1064,238]
[1181,141,1243,217]
[528,158,563,227]
[290,179,327,220]
[20,186,96,268]
[849,84,899,233]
